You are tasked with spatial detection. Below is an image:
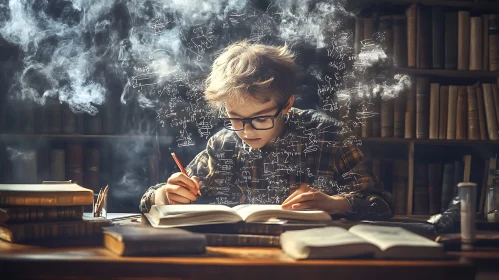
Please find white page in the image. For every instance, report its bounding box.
[232,204,284,220]
[153,204,235,216]
[349,224,442,251]
[232,204,328,221]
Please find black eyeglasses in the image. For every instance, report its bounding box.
[219,106,284,131]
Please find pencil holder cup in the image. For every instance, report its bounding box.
[93,193,107,218]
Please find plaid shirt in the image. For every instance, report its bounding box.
[140,107,394,220]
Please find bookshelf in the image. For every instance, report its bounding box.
[395,68,499,79]
[348,0,499,10]
[352,0,499,218]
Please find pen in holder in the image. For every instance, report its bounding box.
[93,185,108,218]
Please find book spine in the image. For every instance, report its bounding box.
[46,97,62,134]
[66,144,83,186]
[204,233,280,247]
[50,149,66,181]
[372,91,381,137]
[235,223,282,236]
[447,85,458,139]
[416,77,430,139]
[393,15,408,68]
[489,15,499,71]
[439,85,449,139]
[37,147,51,183]
[429,83,440,139]
[428,162,443,215]
[432,6,445,69]
[417,6,432,69]
[413,163,429,215]
[445,12,458,69]
[441,163,456,212]
[482,83,499,140]
[392,160,408,215]
[122,239,206,256]
[354,17,364,56]
[476,85,488,140]
[483,15,489,71]
[469,17,483,71]
[2,206,84,223]
[493,83,499,125]
[62,104,77,134]
[5,219,109,243]
[394,88,407,138]
[85,114,103,135]
[0,193,93,206]
[467,85,480,140]
[458,11,471,70]
[456,86,468,140]
[381,97,394,138]
[83,148,101,193]
[380,16,393,60]
[405,79,416,138]
[407,5,417,68]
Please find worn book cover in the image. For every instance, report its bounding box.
[0,205,84,224]
[0,216,110,243]
[103,226,206,256]
[0,183,93,206]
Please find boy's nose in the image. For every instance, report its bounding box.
[243,122,255,134]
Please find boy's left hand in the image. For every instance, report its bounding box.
[281,183,351,215]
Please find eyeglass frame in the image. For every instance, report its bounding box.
[219,105,284,131]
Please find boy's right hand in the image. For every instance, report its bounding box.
[154,172,200,205]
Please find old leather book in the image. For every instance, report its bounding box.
[103,226,206,256]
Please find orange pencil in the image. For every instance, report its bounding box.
[171,152,201,196]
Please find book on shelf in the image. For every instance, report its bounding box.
[66,144,83,186]
[103,226,206,256]
[355,7,499,71]
[489,15,499,71]
[392,160,408,215]
[144,204,332,228]
[279,225,446,260]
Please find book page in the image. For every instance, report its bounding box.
[349,224,442,251]
[152,204,235,216]
[280,227,378,259]
[232,204,331,222]
[232,204,284,220]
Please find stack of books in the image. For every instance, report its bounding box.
[0,183,111,244]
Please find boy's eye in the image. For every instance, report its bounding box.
[254,117,268,123]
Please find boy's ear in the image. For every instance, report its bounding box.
[283,95,295,114]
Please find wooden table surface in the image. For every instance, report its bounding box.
[0,240,479,280]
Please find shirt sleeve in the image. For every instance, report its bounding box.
[139,136,221,213]
[331,144,395,220]
[139,183,166,213]
[311,124,394,220]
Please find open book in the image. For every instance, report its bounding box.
[280,224,446,260]
[144,204,332,228]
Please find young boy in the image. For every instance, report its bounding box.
[140,41,394,220]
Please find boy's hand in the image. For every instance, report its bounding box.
[281,183,351,215]
[155,172,200,205]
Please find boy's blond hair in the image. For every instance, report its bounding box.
[204,41,297,110]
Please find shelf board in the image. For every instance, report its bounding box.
[0,134,174,142]
[361,137,499,145]
[395,68,499,79]
[348,0,499,10]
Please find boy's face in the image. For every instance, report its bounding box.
[225,96,293,149]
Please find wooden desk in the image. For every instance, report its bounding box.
[0,240,477,280]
